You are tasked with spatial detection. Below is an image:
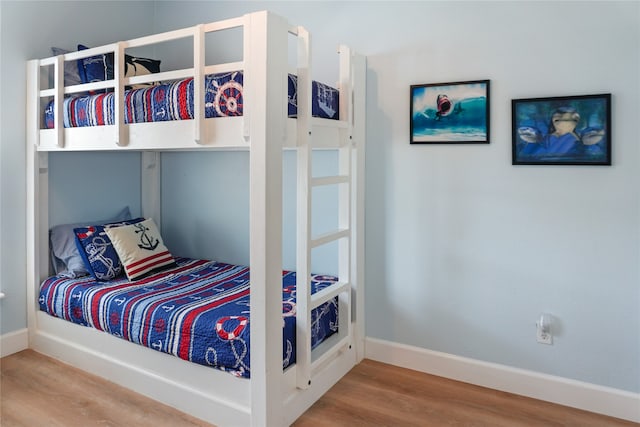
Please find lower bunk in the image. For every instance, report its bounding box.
[34,257,357,426]
[33,311,356,426]
[39,257,338,378]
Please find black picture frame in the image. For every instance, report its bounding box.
[410,79,490,144]
[512,94,611,166]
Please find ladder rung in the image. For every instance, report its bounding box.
[311,229,349,248]
[311,280,349,310]
[311,175,349,187]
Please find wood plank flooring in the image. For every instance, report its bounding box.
[1,349,636,426]
[1,350,210,427]
[294,359,638,427]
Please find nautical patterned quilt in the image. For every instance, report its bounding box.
[44,71,339,129]
[39,258,339,378]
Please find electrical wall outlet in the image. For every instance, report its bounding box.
[536,322,552,345]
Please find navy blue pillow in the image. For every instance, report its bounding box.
[74,217,145,281]
[77,44,161,90]
[77,44,108,84]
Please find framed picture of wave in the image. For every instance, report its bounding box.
[512,93,611,165]
[410,79,490,144]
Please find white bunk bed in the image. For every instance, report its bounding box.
[25,11,365,427]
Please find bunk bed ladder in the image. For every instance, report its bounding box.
[295,31,353,391]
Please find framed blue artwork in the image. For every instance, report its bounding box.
[512,94,611,165]
[410,79,490,144]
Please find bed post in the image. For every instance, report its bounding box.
[349,49,367,363]
[114,42,127,147]
[245,11,288,427]
[53,56,64,148]
[26,60,50,344]
[295,25,313,391]
[193,24,205,145]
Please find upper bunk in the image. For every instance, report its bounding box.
[26,11,365,152]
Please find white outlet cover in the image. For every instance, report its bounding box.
[536,323,553,345]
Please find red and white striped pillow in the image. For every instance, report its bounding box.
[105,218,175,281]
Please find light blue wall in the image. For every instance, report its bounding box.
[151,1,351,85]
[161,150,339,274]
[153,1,640,393]
[0,1,154,334]
[1,0,638,395]
[48,152,142,227]
[161,151,250,264]
[358,1,640,393]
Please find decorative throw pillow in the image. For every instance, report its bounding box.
[74,217,145,281]
[105,218,175,281]
[76,44,109,85]
[49,206,132,278]
[122,56,162,89]
[51,47,84,87]
[77,44,161,90]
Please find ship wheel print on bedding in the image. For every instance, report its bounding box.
[214,73,243,116]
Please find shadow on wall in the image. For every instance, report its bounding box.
[364,67,393,335]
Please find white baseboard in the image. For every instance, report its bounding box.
[365,337,640,423]
[0,328,29,357]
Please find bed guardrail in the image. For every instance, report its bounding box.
[32,17,247,149]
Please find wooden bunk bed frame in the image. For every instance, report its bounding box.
[25,11,365,427]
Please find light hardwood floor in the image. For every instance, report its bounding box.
[1,350,636,426]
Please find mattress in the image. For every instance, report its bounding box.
[39,257,339,378]
[44,71,340,129]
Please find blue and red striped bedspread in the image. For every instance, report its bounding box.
[39,257,338,378]
[44,71,340,128]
